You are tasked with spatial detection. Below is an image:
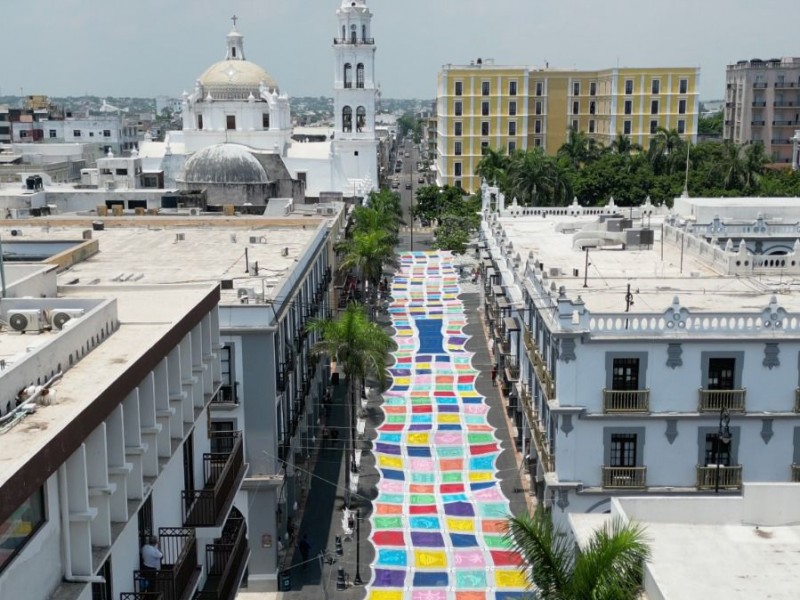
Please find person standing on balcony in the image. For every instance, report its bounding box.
[140,536,163,591]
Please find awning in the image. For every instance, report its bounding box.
[504,316,520,332]
[497,297,511,310]
[493,285,506,297]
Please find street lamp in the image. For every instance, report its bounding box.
[353,508,363,585]
[714,407,732,494]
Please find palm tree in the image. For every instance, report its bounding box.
[506,508,650,600]
[307,304,394,505]
[337,229,398,302]
[475,146,509,187]
[648,127,685,175]
[609,133,641,155]
[507,148,566,206]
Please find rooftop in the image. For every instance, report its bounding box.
[0,284,217,489]
[0,219,328,305]
[569,484,800,600]
[493,214,799,314]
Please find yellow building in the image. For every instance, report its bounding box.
[436,62,700,192]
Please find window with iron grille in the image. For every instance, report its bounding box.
[612,358,640,390]
[482,81,490,96]
[610,434,637,467]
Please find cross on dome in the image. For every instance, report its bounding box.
[231,14,238,28]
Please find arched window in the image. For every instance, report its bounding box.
[362,24,367,42]
[356,63,365,89]
[356,106,366,133]
[342,106,353,133]
[350,24,357,44]
[344,63,352,89]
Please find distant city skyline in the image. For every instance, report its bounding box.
[2,0,798,101]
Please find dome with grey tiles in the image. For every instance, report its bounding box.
[182,144,268,185]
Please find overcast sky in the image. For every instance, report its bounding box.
[2,0,798,101]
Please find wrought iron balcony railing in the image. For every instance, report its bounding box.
[698,389,746,412]
[211,383,237,405]
[183,432,245,527]
[133,528,198,600]
[603,389,650,413]
[602,466,647,488]
[193,515,249,600]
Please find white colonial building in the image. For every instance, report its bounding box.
[141,1,380,200]
[480,189,800,526]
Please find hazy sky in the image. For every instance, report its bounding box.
[2,0,799,101]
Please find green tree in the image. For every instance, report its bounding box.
[507,148,570,206]
[433,214,472,254]
[506,509,650,600]
[698,112,723,136]
[307,304,394,505]
[475,147,509,187]
[337,229,397,302]
[648,127,687,176]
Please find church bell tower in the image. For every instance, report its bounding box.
[332,0,379,194]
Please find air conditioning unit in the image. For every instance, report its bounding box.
[237,288,256,303]
[548,267,562,277]
[324,206,336,216]
[50,308,86,330]
[249,236,267,244]
[188,207,200,216]
[7,309,48,333]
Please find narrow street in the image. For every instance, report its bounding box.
[364,251,528,599]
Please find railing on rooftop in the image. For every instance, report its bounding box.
[333,37,375,45]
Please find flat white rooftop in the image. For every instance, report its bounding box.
[1,219,326,305]
[496,215,800,313]
[0,284,216,488]
[569,484,800,600]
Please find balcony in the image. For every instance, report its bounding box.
[752,101,766,107]
[183,432,246,527]
[121,594,164,600]
[211,383,237,405]
[773,120,800,126]
[698,388,746,412]
[193,515,250,600]
[751,120,765,126]
[603,389,650,413]
[333,37,375,45]
[753,82,768,89]
[696,465,742,490]
[134,528,200,600]
[774,101,795,107]
[504,357,520,382]
[602,466,647,489]
[792,464,800,482]
[531,423,553,472]
[774,81,797,88]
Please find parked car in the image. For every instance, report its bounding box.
[418,176,425,184]
[405,183,412,190]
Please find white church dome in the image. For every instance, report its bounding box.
[199,60,279,95]
[182,144,268,184]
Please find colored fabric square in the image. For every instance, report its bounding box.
[375,443,402,455]
[376,504,402,515]
[410,531,445,547]
[377,549,407,567]
[378,455,403,469]
[374,516,403,529]
[450,533,479,547]
[373,569,407,587]
[455,570,486,588]
[380,469,405,481]
[407,446,432,457]
[369,590,404,600]
[412,571,448,587]
[495,570,527,588]
[409,516,440,529]
[444,502,474,517]
[372,531,406,546]
[491,550,524,566]
[414,550,447,568]
[409,484,434,494]
[409,505,437,514]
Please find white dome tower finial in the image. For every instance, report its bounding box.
[226,15,245,61]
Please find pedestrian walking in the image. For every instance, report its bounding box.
[491,365,498,386]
